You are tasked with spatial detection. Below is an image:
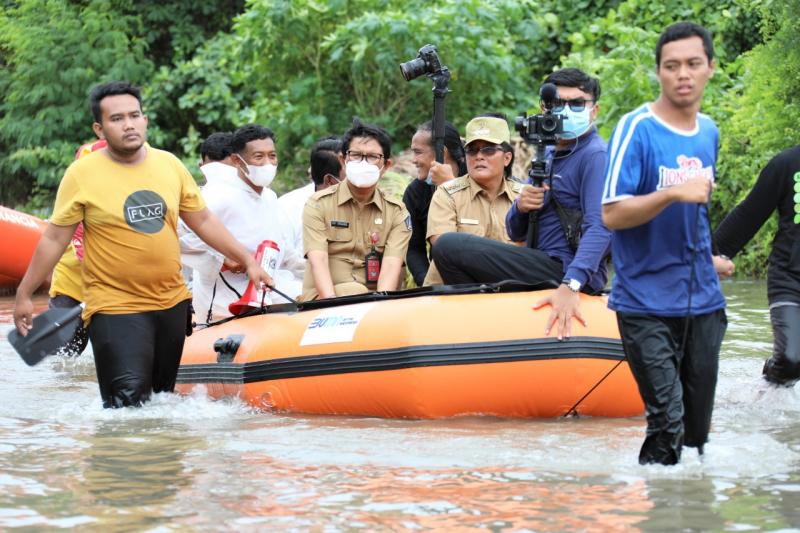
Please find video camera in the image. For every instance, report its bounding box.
[400,44,445,81]
[514,82,563,146]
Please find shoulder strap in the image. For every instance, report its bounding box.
[549,190,583,254]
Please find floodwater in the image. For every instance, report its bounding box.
[1,281,799,531]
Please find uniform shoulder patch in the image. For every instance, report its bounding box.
[384,195,406,209]
[312,186,338,200]
[442,176,469,196]
[509,180,524,194]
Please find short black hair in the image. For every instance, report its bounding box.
[200,132,234,162]
[544,68,601,102]
[475,113,515,179]
[341,118,392,159]
[416,120,467,176]
[89,81,142,123]
[656,22,714,67]
[310,136,343,186]
[231,124,275,153]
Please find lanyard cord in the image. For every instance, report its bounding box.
[680,203,703,354]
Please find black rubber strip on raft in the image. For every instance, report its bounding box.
[176,336,625,385]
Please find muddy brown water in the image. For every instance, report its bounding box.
[1,281,799,531]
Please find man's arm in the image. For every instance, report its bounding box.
[714,154,785,258]
[307,250,336,299]
[377,256,404,291]
[426,188,458,246]
[379,205,413,291]
[302,196,337,299]
[536,150,610,340]
[14,222,78,334]
[602,176,713,230]
[180,208,273,286]
[506,182,547,243]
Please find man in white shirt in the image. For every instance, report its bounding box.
[278,136,344,283]
[181,125,302,322]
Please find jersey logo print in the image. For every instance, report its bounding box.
[123,190,167,234]
[657,155,713,190]
[793,172,800,224]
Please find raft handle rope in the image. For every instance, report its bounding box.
[563,358,625,418]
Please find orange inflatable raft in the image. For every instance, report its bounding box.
[0,206,47,289]
[176,285,645,419]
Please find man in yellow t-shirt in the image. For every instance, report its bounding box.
[13,80,273,408]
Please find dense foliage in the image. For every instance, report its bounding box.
[1,0,796,275]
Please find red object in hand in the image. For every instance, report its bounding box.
[228,240,281,315]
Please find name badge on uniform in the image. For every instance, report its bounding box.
[374,218,383,225]
[459,218,479,225]
[331,220,350,228]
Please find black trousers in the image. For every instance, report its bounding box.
[431,233,563,288]
[764,304,800,385]
[48,294,89,356]
[88,300,191,409]
[617,310,727,465]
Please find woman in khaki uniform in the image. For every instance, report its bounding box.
[424,114,522,285]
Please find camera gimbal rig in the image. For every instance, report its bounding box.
[514,83,564,248]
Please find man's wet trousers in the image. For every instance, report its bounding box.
[88,300,191,408]
[617,310,727,465]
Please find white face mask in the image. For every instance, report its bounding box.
[345,160,381,188]
[242,161,277,188]
[200,162,239,184]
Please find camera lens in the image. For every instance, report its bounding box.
[540,115,559,134]
[399,57,428,81]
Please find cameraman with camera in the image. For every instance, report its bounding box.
[431,68,610,339]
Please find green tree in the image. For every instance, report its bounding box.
[0,0,152,211]
[154,0,561,192]
[714,0,800,275]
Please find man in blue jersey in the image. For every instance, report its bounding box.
[431,68,611,339]
[601,22,733,465]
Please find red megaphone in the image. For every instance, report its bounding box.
[228,240,280,316]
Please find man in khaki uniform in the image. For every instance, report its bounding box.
[424,114,522,285]
[301,120,411,301]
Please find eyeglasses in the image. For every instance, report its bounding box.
[345,150,385,166]
[465,145,504,157]
[550,98,594,113]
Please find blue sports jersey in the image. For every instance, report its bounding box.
[602,104,725,316]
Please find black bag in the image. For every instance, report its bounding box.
[550,191,583,254]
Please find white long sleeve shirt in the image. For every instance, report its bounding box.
[278,181,315,270]
[180,163,302,322]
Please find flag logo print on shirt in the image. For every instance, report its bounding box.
[657,155,714,190]
[123,190,167,234]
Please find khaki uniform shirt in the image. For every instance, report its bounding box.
[424,175,522,285]
[301,182,411,301]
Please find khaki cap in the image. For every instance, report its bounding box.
[465,116,510,145]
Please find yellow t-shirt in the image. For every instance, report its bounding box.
[50,148,206,320]
[49,244,82,301]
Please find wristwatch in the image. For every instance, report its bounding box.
[562,278,581,293]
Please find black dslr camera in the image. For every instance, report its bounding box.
[400,44,450,164]
[514,82,564,146]
[400,44,444,81]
